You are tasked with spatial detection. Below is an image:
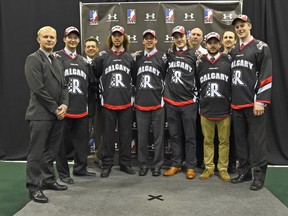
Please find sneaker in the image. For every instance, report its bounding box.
[199,169,214,180]
[219,170,231,182]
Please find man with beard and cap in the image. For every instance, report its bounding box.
[196,32,232,182]
[92,25,136,178]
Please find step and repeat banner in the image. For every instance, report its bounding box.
[80,1,241,52]
[80,1,241,154]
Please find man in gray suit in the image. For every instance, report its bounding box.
[25,26,69,203]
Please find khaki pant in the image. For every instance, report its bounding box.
[201,116,231,172]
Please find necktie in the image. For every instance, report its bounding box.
[48,54,54,64]
[70,53,75,57]
[241,43,244,48]
[210,57,215,62]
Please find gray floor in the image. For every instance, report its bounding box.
[15,163,288,216]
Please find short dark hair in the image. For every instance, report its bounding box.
[84,37,99,48]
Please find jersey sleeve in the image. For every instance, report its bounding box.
[255,42,272,104]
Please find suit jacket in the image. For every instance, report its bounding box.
[25,49,68,120]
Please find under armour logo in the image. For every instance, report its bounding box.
[223,13,233,20]
[128,35,137,41]
[108,14,117,20]
[165,35,173,41]
[184,13,194,19]
[146,13,156,19]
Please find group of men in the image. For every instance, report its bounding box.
[24,14,272,204]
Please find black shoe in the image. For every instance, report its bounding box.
[73,171,96,177]
[60,177,74,184]
[228,165,237,173]
[94,159,103,169]
[139,167,149,176]
[29,190,48,203]
[120,165,135,175]
[231,174,252,184]
[151,168,161,177]
[101,168,111,178]
[41,182,67,191]
[250,179,264,191]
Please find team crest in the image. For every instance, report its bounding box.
[89,10,98,25]
[166,9,174,23]
[127,9,136,24]
[204,8,213,24]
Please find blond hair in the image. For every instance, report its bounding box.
[37,26,57,37]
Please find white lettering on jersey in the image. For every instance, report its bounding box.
[105,64,130,74]
[200,73,229,83]
[110,73,125,88]
[140,75,153,89]
[68,78,83,94]
[171,70,184,84]
[169,61,192,73]
[231,60,253,70]
[205,83,222,98]
[232,70,245,86]
[64,68,87,80]
[137,66,160,76]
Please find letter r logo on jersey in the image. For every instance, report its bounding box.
[206,82,222,98]
[171,70,184,84]
[68,78,83,94]
[232,70,245,86]
[140,75,153,89]
[110,73,125,88]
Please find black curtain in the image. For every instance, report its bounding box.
[0,0,287,164]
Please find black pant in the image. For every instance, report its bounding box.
[26,120,63,191]
[136,108,165,169]
[102,107,133,168]
[56,117,89,178]
[166,103,197,169]
[232,108,268,180]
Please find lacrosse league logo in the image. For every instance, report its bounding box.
[107,13,118,22]
[204,8,213,23]
[166,9,174,23]
[127,9,136,24]
[145,13,157,22]
[89,10,98,25]
[183,12,195,22]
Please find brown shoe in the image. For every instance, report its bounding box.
[164,167,181,176]
[219,170,231,182]
[199,169,214,180]
[186,169,196,179]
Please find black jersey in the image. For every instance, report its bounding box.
[230,39,272,109]
[57,50,90,118]
[196,53,232,120]
[164,48,197,106]
[92,49,134,110]
[134,50,167,111]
